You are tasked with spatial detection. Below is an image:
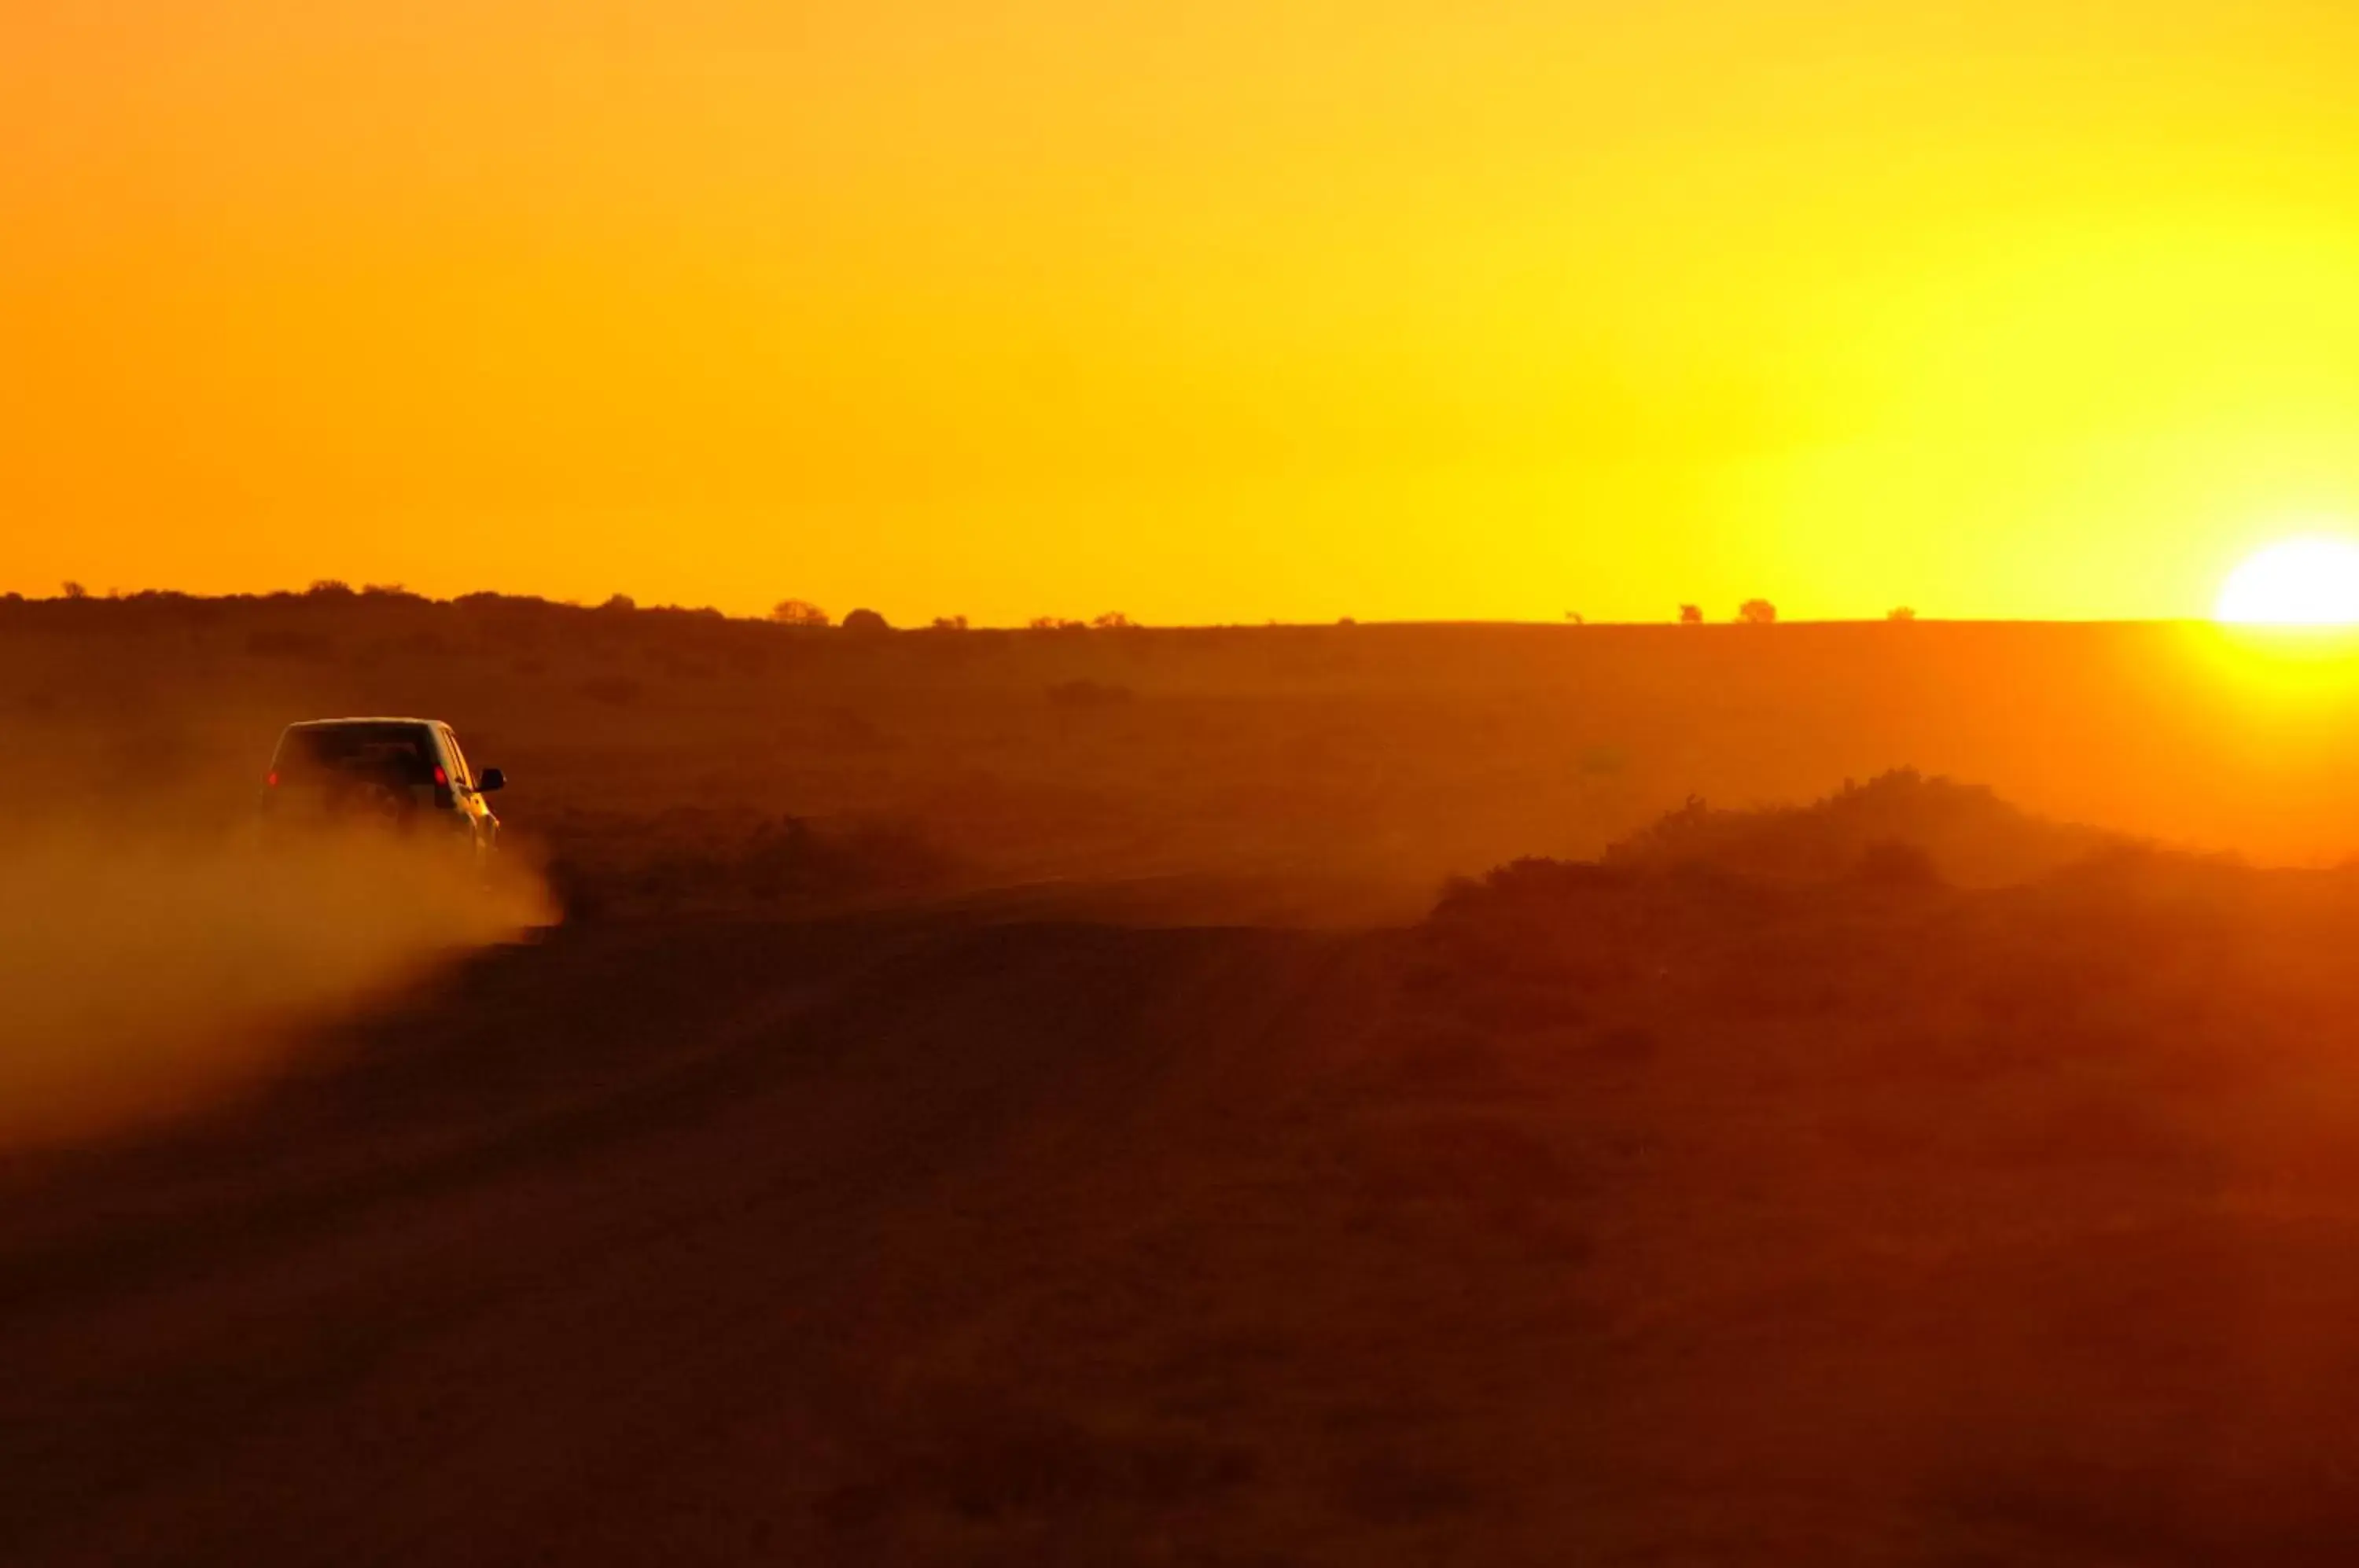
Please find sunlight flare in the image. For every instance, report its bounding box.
[2214,536,2359,627]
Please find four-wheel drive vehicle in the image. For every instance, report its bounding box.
[260,717,505,860]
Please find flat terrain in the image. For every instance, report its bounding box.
[11,598,2359,1562]
[13,846,2359,1563]
[13,591,2359,890]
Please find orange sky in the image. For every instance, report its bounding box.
[6,2,2359,624]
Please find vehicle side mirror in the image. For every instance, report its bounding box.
[478,767,506,793]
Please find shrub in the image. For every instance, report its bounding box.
[930,615,970,631]
[1677,603,1702,624]
[1737,598,1777,625]
[61,580,87,600]
[1092,611,1139,630]
[1604,770,2122,888]
[771,598,830,628]
[599,593,637,613]
[1888,606,1917,622]
[841,607,892,634]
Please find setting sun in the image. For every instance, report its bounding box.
[2215,536,2359,626]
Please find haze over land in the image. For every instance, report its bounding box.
[15,0,2359,1557]
[13,591,2359,882]
[13,595,2359,1562]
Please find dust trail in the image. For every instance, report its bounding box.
[0,826,556,1149]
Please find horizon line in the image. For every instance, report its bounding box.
[0,587,2258,631]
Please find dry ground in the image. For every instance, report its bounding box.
[11,848,2359,1564]
[11,599,2359,1563]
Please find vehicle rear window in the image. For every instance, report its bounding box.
[277,724,440,787]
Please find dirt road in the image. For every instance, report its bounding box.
[3,915,1422,1565]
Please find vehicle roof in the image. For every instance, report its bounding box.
[283,716,448,729]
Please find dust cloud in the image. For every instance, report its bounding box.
[0,825,555,1150]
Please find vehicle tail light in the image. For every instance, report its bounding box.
[432,765,449,786]
[266,771,278,787]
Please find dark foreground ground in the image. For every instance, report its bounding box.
[13,834,2359,1566]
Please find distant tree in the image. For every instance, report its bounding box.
[599,593,637,613]
[1565,611,1585,625]
[771,598,830,628]
[307,578,354,598]
[360,583,410,598]
[929,614,969,631]
[1029,615,1087,631]
[60,580,87,600]
[841,607,891,634]
[1737,598,1778,625]
[1887,605,1917,623]
[1091,611,1138,630]
[1678,603,1702,624]
[1338,616,1356,627]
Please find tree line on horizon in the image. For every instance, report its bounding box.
[22,580,1918,627]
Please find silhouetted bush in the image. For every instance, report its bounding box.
[1737,599,1777,625]
[599,593,637,613]
[771,598,830,628]
[1678,603,1702,624]
[61,581,87,601]
[841,607,892,634]
[307,579,355,598]
[930,615,970,631]
[1605,770,2121,887]
[1092,612,1139,630]
[1888,606,1917,622]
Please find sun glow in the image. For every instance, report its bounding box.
[2215,537,2359,627]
